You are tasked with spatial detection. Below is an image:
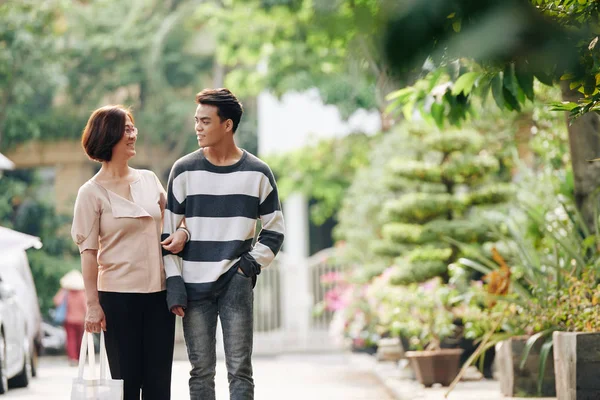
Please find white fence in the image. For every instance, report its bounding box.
[174,248,347,356]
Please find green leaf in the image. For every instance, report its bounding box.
[456,258,492,276]
[503,87,521,112]
[431,102,445,128]
[584,76,596,95]
[519,330,553,370]
[491,74,504,109]
[386,87,415,101]
[549,101,579,111]
[452,72,480,96]
[535,71,554,86]
[452,20,461,32]
[538,340,554,396]
[503,64,519,100]
[515,63,534,101]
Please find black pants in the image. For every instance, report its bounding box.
[99,290,175,400]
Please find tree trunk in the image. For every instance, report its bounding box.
[560,81,600,231]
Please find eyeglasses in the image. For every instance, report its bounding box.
[124,126,137,139]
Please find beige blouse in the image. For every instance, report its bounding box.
[71,169,167,293]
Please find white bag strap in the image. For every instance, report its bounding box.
[77,331,106,380]
[99,330,111,380]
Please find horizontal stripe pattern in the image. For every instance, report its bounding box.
[248,242,276,268]
[164,254,182,279]
[182,259,240,283]
[172,170,273,204]
[181,238,253,262]
[185,216,257,242]
[163,149,284,301]
[184,194,259,219]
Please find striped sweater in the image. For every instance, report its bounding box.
[162,149,285,309]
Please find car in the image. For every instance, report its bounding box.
[0,227,44,392]
[40,322,66,356]
[0,278,32,393]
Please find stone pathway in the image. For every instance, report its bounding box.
[6,353,393,400]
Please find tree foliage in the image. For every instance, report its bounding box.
[0,0,65,149]
[268,132,372,225]
[383,0,600,122]
[196,0,400,120]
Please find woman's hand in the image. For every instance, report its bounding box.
[161,230,188,254]
[85,303,106,333]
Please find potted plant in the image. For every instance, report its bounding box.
[550,271,600,400]
[449,197,600,397]
[317,270,382,354]
[382,277,464,387]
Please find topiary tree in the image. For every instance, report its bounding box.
[375,125,513,284]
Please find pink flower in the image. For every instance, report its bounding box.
[324,287,350,311]
[320,271,344,285]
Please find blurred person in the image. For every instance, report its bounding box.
[53,270,86,366]
[71,105,189,400]
[162,88,285,400]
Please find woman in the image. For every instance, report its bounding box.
[53,270,86,366]
[71,105,188,400]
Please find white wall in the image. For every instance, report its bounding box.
[257,89,381,157]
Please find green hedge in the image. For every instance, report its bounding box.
[467,184,515,206]
[423,130,483,154]
[384,193,465,224]
[389,260,449,285]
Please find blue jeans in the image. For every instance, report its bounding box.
[183,271,254,400]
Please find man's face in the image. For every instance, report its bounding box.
[194,104,229,148]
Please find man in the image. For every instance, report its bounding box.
[161,88,285,400]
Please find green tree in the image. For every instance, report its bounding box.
[0,170,79,317]
[61,0,215,176]
[383,0,600,228]
[0,0,65,149]
[375,125,512,284]
[196,0,400,128]
[268,132,372,225]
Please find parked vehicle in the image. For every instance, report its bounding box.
[0,250,42,379]
[0,226,44,392]
[0,278,32,392]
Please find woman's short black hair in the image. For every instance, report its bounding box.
[81,105,133,162]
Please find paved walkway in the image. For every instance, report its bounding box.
[5,353,393,399]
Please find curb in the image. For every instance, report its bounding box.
[348,353,556,400]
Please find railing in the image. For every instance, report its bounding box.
[253,258,282,333]
[176,248,348,356]
[307,247,345,331]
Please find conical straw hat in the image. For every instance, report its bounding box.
[60,270,85,291]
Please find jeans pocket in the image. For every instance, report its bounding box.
[236,269,250,279]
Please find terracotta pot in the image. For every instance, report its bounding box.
[405,348,464,387]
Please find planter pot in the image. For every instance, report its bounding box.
[496,337,556,397]
[405,348,464,387]
[376,337,404,362]
[351,343,377,355]
[553,331,600,400]
[442,336,495,378]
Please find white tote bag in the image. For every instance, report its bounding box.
[71,331,123,400]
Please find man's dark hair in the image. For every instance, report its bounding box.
[81,105,133,162]
[195,88,244,133]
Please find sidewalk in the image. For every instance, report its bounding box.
[350,353,556,400]
[8,353,393,399]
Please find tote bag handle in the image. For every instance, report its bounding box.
[76,331,110,380]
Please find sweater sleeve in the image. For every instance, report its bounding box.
[162,164,188,310]
[239,167,285,277]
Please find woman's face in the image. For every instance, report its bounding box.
[112,114,137,161]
